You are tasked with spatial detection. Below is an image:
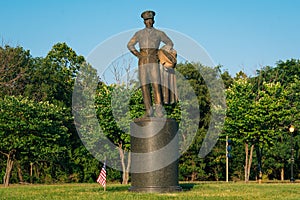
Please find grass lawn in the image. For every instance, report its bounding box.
[1,182,300,200]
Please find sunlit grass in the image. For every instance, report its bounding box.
[1,182,300,200]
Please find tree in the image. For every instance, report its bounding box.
[221,70,234,89]
[252,81,290,182]
[24,42,85,106]
[23,43,92,183]
[0,96,70,186]
[225,74,292,182]
[0,45,32,96]
[253,59,300,180]
[224,76,255,182]
[175,62,227,181]
[255,59,300,87]
[94,82,138,184]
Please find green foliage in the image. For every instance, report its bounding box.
[224,59,300,181]
[24,42,85,106]
[220,69,234,88]
[0,45,32,96]
[0,96,71,183]
[95,83,129,147]
[0,96,70,154]
[1,41,300,184]
[225,78,290,146]
[175,62,227,180]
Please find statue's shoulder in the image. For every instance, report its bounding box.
[153,28,166,35]
[133,28,146,37]
[136,29,144,33]
[136,28,147,33]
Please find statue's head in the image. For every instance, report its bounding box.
[141,10,155,28]
[141,10,155,20]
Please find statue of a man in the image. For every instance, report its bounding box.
[127,10,174,117]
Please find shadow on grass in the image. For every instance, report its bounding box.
[180,183,196,191]
[102,184,195,192]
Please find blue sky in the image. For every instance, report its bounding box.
[1,0,300,76]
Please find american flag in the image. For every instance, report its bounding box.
[97,162,106,187]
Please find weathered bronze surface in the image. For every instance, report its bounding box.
[127,10,175,118]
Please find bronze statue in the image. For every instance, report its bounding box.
[127,10,176,118]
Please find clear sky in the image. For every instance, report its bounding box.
[1,0,300,76]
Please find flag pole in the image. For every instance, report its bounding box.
[104,158,107,192]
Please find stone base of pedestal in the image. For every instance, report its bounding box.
[129,117,182,193]
[129,186,182,193]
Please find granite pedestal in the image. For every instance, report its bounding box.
[129,117,182,193]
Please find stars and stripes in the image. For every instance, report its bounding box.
[97,162,106,187]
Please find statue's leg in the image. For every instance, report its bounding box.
[141,85,153,117]
[149,63,164,117]
[139,64,153,117]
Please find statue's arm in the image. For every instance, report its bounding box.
[160,32,174,49]
[127,34,141,58]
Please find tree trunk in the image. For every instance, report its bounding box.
[125,151,131,184]
[190,160,197,181]
[191,171,197,181]
[281,167,284,181]
[244,143,249,182]
[34,163,40,179]
[30,162,33,184]
[244,143,254,183]
[256,146,263,184]
[248,145,254,181]
[16,161,24,183]
[118,144,125,183]
[118,143,131,184]
[214,168,219,181]
[2,149,16,187]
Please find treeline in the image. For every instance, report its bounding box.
[0,43,299,186]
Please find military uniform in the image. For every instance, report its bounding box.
[127,11,174,117]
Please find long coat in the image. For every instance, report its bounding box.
[160,65,178,104]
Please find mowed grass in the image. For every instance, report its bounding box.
[1,182,300,200]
